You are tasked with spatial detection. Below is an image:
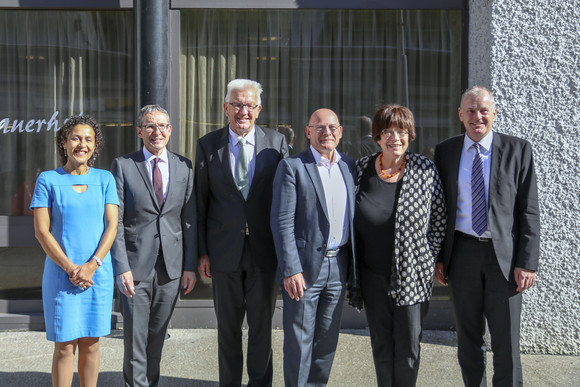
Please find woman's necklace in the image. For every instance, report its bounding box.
[379,152,406,179]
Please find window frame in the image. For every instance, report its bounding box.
[0,0,468,240]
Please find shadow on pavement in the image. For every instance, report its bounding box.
[0,371,221,387]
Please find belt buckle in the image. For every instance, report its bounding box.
[325,248,340,257]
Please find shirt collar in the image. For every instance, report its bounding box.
[310,145,342,167]
[143,147,168,163]
[463,130,493,153]
[229,126,256,147]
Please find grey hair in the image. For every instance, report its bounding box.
[137,105,170,127]
[460,86,495,109]
[224,79,263,105]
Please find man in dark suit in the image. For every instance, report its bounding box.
[111,105,197,387]
[434,86,540,387]
[195,79,288,386]
[271,108,356,386]
[277,126,297,156]
[357,115,380,157]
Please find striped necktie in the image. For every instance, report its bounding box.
[471,143,487,235]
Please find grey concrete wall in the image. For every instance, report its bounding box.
[469,0,580,355]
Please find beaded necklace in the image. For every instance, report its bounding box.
[379,153,406,179]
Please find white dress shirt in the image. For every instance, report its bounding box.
[455,131,493,238]
[310,146,349,249]
[143,147,169,201]
[229,127,256,186]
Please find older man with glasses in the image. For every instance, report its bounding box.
[195,79,288,386]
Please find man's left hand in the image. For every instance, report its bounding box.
[514,267,536,292]
[182,270,197,295]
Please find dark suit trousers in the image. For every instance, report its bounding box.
[121,256,180,387]
[211,237,277,387]
[282,251,347,387]
[448,234,523,387]
[360,266,427,387]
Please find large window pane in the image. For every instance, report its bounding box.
[179,9,462,162]
[0,10,134,216]
[0,10,134,299]
[179,8,461,301]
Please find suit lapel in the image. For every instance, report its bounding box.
[216,127,239,193]
[449,136,464,213]
[338,158,355,222]
[247,125,266,200]
[304,150,329,221]
[133,150,161,211]
[488,132,503,207]
[164,151,177,212]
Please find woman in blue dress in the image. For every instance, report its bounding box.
[31,115,119,387]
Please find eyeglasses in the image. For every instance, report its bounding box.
[381,128,408,138]
[308,125,340,134]
[142,123,170,134]
[228,102,260,112]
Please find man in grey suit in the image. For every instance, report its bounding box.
[111,105,197,387]
[434,86,540,386]
[195,79,288,386]
[271,108,356,386]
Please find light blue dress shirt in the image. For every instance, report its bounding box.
[143,147,169,201]
[310,146,349,249]
[229,127,256,187]
[455,131,493,238]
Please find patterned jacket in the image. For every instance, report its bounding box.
[353,152,447,306]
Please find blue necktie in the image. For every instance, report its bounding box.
[471,143,488,235]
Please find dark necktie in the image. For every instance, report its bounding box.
[471,143,487,235]
[152,157,163,206]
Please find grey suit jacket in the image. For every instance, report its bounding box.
[434,132,540,280]
[195,125,288,272]
[270,149,357,287]
[110,149,197,281]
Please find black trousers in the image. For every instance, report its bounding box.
[211,237,277,387]
[448,233,523,387]
[360,266,427,387]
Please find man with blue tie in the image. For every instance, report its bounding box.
[434,86,540,387]
[271,108,357,386]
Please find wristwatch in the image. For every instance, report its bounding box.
[91,256,103,266]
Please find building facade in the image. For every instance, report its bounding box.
[0,0,577,355]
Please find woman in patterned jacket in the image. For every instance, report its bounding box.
[352,104,446,387]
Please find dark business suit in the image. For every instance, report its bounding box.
[195,125,287,386]
[434,132,540,387]
[111,149,196,387]
[359,135,381,158]
[271,149,357,387]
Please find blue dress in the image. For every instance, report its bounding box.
[30,167,120,342]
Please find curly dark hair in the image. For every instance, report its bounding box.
[56,115,103,167]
